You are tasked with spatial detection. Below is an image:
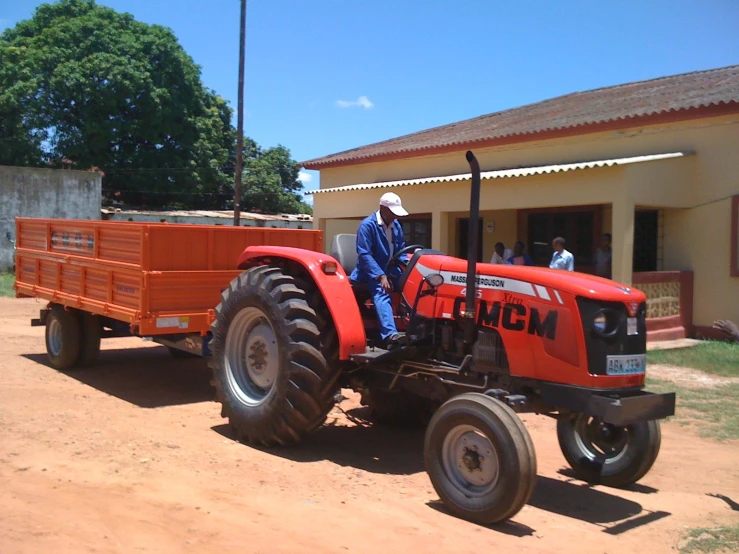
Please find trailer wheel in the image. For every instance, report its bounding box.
[45,305,82,370]
[557,414,661,487]
[78,313,102,367]
[209,266,337,446]
[425,393,537,524]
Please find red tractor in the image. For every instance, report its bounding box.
[209,151,675,524]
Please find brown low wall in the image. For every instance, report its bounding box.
[632,271,694,342]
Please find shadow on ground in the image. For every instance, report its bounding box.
[22,346,214,408]
[215,411,671,534]
[213,417,426,476]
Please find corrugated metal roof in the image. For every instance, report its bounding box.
[306,152,685,195]
[302,65,739,169]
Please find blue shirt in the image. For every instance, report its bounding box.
[550,249,575,271]
[350,211,407,283]
[505,253,534,266]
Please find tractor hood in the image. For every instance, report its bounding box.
[416,255,647,304]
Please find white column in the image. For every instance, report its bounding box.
[611,194,635,285]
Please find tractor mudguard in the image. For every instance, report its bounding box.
[236,246,366,360]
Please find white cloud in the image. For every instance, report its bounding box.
[336,95,374,109]
[297,171,312,183]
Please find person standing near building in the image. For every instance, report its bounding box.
[595,233,613,278]
[505,241,534,266]
[549,237,574,271]
[490,242,513,264]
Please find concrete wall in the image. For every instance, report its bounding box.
[1,166,101,271]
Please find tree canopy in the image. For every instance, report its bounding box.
[0,0,311,214]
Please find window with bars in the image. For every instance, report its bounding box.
[401,218,432,249]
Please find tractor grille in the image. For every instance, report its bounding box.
[576,297,647,376]
[473,329,509,369]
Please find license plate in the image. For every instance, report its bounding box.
[627,317,638,336]
[606,354,646,375]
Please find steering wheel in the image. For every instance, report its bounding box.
[386,244,425,273]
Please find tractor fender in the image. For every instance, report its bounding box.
[237,246,366,360]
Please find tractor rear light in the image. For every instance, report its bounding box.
[321,261,338,275]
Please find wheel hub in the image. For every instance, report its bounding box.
[462,447,483,472]
[573,415,630,463]
[47,318,63,357]
[442,425,499,496]
[224,307,280,406]
[248,340,269,372]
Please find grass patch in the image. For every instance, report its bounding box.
[0,272,15,297]
[649,342,739,377]
[680,524,739,553]
[648,377,739,441]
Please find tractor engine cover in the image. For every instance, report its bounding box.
[399,253,648,390]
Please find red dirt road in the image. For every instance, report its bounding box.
[1,298,738,553]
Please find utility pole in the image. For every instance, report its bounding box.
[233,0,247,226]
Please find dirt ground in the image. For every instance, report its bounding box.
[1,298,738,554]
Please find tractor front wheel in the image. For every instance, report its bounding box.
[424,393,537,524]
[557,414,661,487]
[209,266,338,446]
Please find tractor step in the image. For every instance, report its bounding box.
[350,346,409,364]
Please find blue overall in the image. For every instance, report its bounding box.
[349,211,407,340]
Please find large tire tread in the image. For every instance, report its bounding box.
[209,265,341,447]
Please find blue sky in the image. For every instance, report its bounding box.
[2,0,738,198]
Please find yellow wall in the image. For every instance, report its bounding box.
[317,115,739,191]
[662,199,738,326]
[313,114,739,328]
[324,218,362,252]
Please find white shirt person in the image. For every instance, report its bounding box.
[490,242,513,264]
[549,237,574,271]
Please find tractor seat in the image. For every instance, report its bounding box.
[330,233,368,293]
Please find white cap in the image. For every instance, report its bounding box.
[379,192,408,217]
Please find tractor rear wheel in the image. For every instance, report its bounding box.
[45,305,82,370]
[556,414,661,487]
[424,393,537,524]
[209,266,337,446]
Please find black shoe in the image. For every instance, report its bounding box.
[385,333,408,350]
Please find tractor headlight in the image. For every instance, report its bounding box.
[426,273,444,288]
[592,309,619,338]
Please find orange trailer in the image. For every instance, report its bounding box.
[14,217,323,361]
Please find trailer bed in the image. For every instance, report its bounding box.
[14,218,323,335]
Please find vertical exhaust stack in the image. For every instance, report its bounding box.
[464,150,481,345]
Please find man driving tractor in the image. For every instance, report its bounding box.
[350,192,410,349]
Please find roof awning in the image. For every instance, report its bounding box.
[305,152,686,195]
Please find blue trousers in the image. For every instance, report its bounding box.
[367,277,399,340]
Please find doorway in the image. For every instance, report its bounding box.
[633,210,659,272]
[457,218,483,261]
[524,207,600,272]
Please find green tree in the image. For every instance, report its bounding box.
[240,140,312,215]
[0,0,234,208]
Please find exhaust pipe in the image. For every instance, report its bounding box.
[464,150,481,345]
